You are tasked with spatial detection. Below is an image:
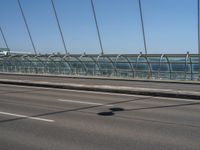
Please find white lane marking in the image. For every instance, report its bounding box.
[154,97,200,103]
[1,84,199,103]
[58,99,113,107]
[0,111,54,122]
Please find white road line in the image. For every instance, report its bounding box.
[0,111,54,122]
[58,99,113,107]
[154,97,200,103]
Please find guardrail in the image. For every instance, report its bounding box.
[0,53,200,81]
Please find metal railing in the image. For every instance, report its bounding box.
[0,53,199,81]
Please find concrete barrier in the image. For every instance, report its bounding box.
[0,78,200,100]
[0,72,200,85]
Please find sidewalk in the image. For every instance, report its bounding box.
[0,77,199,100]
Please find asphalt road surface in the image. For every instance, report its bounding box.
[0,84,200,150]
[0,73,199,92]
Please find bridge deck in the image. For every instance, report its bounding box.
[0,83,200,150]
[0,73,199,93]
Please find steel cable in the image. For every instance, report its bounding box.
[90,0,104,55]
[0,26,9,49]
[51,0,68,54]
[198,0,200,78]
[17,0,37,54]
[138,0,147,54]
[198,0,200,55]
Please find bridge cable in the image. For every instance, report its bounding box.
[90,0,104,55]
[138,0,147,54]
[0,26,9,49]
[17,0,37,55]
[198,0,200,55]
[51,0,68,54]
[198,0,200,78]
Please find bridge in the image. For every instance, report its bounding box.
[0,1,200,150]
[1,0,200,81]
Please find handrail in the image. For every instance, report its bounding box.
[0,54,199,81]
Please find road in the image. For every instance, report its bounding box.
[0,73,199,92]
[0,84,200,150]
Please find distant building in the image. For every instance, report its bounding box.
[0,48,10,55]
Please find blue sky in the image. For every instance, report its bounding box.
[0,0,198,54]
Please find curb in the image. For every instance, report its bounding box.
[0,72,200,85]
[0,79,200,100]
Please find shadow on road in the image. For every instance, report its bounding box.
[0,96,150,123]
[0,96,200,123]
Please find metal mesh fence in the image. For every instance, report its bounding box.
[0,53,199,81]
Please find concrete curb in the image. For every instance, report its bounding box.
[0,79,200,100]
[0,72,200,85]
